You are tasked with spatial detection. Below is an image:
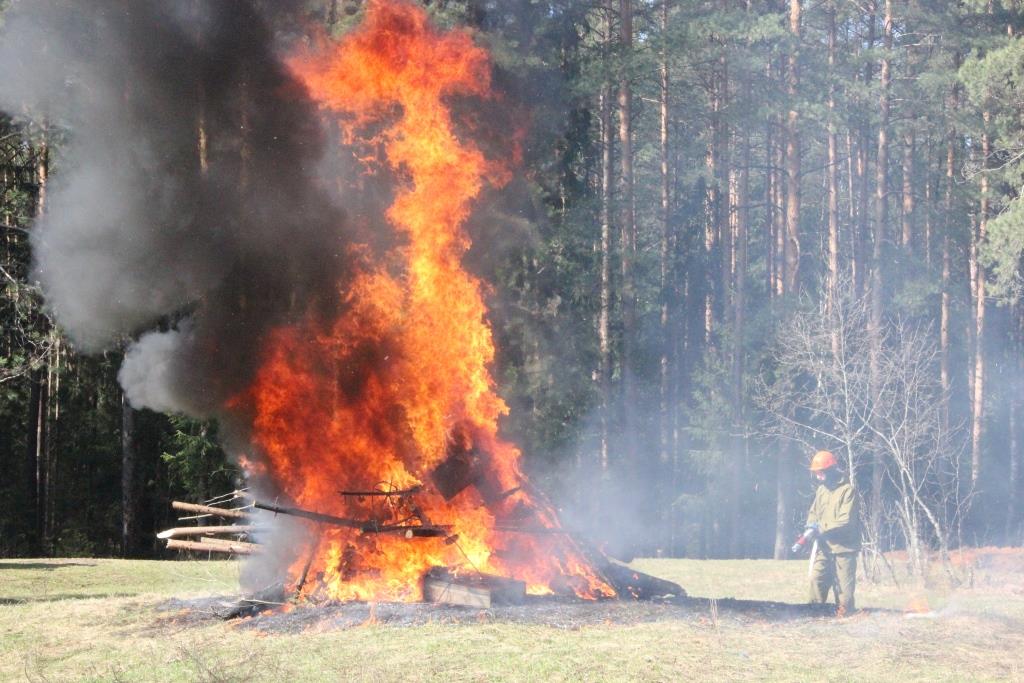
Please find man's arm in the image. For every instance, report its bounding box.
[805,487,821,528]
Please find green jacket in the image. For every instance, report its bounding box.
[806,478,861,554]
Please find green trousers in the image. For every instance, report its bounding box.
[809,549,857,614]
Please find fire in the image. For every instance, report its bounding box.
[231,0,611,602]
[904,594,931,614]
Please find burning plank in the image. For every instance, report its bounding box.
[252,498,453,538]
[422,567,526,608]
[423,573,491,608]
[598,560,685,600]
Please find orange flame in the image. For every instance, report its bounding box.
[232,0,611,602]
[904,594,931,614]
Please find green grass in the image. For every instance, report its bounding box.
[2,556,1023,681]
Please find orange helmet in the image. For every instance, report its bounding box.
[809,450,838,472]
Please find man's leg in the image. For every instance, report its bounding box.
[808,549,834,604]
[834,552,857,615]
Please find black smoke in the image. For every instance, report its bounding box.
[0,0,351,421]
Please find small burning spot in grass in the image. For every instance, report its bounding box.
[904,594,931,614]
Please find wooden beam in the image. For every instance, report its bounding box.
[171,501,250,520]
[157,525,262,539]
[423,574,491,608]
[165,539,259,555]
[422,567,526,607]
[198,536,262,553]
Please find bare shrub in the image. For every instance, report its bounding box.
[757,281,972,580]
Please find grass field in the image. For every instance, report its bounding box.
[2,552,1023,682]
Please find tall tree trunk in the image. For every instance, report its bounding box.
[731,130,749,558]
[846,130,856,224]
[717,34,731,338]
[941,56,959,428]
[868,0,893,549]
[706,153,717,343]
[658,0,674,552]
[901,132,914,251]
[765,69,777,300]
[783,0,801,294]
[854,131,869,297]
[971,112,990,487]
[121,396,145,557]
[44,341,60,547]
[766,117,777,297]
[705,59,724,345]
[1008,305,1022,543]
[598,2,613,481]
[24,368,43,555]
[728,0,755,559]
[32,121,51,555]
[774,0,802,560]
[923,140,933,266]
[854,7,877,299]
[618,0,637,467]
[827,6,840,340]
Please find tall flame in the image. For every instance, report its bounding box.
[233,0,611,601]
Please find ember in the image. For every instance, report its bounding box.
[226,0,613,602]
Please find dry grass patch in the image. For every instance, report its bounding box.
[1,555,1023,681]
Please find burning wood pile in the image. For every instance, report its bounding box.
[153,0,686,611]
[161,483,684,608]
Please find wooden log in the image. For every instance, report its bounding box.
[157,525,262,539]
[198,536,262,552]
[422,567,526,607]
[253,499,448,538]
[338,486,422,497]
[172,501,250,520]
[600,559,685,600]
[423,573,491,608]
[253,500,364,528]
[165,539,259,555]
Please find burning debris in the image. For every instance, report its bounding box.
[160,487,684,610]
[7,0,673,603]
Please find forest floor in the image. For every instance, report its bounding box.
[2,551,1023,681]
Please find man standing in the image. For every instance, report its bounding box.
[799,450,861,615]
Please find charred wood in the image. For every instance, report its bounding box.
[599,559,684,600]
[338,486,422,498]
[253,499,449,537]
[217,584,288,620]
[253,500,365,528]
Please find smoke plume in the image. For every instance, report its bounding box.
[0,0,350,419]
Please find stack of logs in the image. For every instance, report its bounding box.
[159,491,263,556]
[160,489,686,606]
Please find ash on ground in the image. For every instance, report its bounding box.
[155,594,844,634]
